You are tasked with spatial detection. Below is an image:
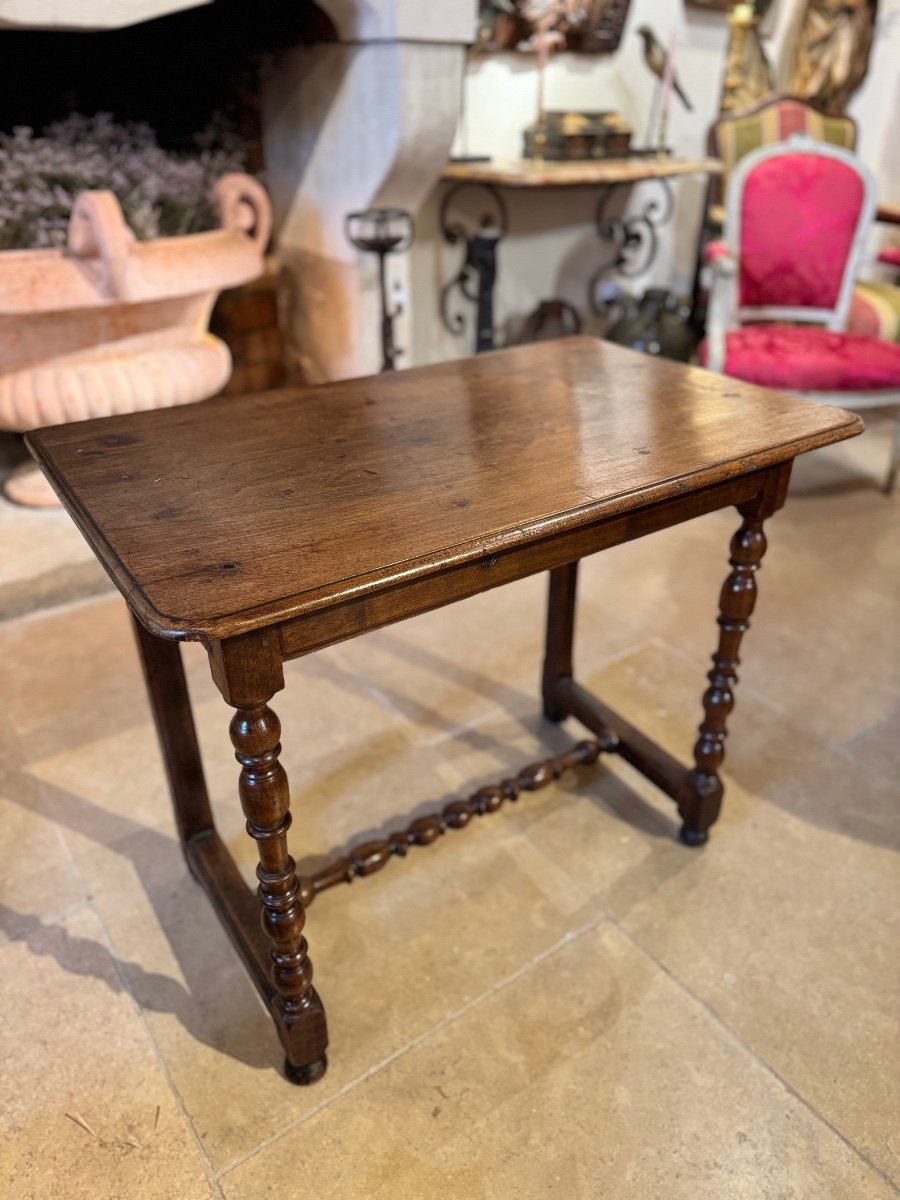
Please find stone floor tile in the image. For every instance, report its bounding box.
[0,906,217,1200]
[220,923,896,1200]
[0,721,87,945]
[460,641,900,1183]
[0,458,111,623]
[841,702,900,783]
[60,753,596,1170]
[0,791,87,947]
[0,595,211,764]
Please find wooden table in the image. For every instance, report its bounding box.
[439,156,723,350]
[27,338,861,1085]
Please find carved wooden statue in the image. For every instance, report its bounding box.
[791,0,879,115]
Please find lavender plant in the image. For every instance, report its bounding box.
[0,112,248,250]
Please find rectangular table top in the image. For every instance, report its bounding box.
[441,156,723,188]
[27,338,860,643]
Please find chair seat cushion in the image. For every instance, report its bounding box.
[699,325,900,392]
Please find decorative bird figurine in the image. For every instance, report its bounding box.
[636,25,693,111]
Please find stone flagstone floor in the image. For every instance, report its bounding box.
[0,418,898,1198]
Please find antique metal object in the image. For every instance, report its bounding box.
[345,207,414,371]
[439,182,509,353]
[601,287,697,361]
[589,177,674,308]
[522,110,632,160]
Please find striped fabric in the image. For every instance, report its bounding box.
[713,99,856,198]
[849,283,900,343]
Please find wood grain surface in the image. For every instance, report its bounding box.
[27,338,862,641]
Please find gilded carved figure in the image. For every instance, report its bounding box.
[791,0,879,114]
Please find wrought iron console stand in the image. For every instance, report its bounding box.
[439,182,508,353]
[439,157,721,336]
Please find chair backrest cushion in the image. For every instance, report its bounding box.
[712,96,856,198]
[739,149,866,311]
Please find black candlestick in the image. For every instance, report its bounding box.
[345,208,414,371]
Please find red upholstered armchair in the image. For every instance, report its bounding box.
[701,137,900,494]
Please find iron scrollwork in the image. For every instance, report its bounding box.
[589,177,675,313]
[439,182,509,353]
[345,208,414,372]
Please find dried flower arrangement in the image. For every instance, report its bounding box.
[0,112,248,250]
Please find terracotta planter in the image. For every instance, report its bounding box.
[0,173,272,506]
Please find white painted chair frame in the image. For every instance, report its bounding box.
[707,135,900,494]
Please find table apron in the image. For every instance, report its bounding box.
[276,468,766,662]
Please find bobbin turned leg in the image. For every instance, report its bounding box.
[230,701,328,1083]
[542,562,579,722]
[677,498,773,846]
[210,631,328,1084]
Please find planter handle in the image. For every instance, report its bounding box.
[67,190,135,301]
[213,173,272,256]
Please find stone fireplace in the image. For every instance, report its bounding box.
[0,0,476,381]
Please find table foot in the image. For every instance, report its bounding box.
[284,1053,328,1086]
[679,824,709,848]
[275,990,329,1083]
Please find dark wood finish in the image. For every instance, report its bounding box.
[676,474,786,844]
[28,339,860,643]
[25,338,863,1084]
[550,678,689,802]
[542,562,579,722]
[229,694,328,1084]
[300,736,615,903]
[278,469,770,660]
[132,616,213,847]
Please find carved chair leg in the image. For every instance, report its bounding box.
[229,698,329,1084]
[676,503,770,846]
[542,562,579,721]
[132,616,214,853]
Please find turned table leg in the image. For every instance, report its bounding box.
[229,696,329,1083]
[677,500,772,846]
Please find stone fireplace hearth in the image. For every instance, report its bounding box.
[0,0,477,618]
[1,0,477,383]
